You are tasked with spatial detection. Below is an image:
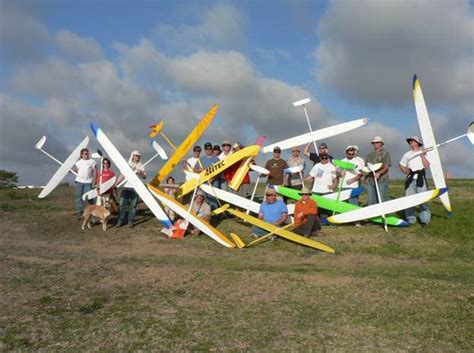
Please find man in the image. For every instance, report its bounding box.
[185,145,201,174]
[305,152,337,195]
[213,144,221,157]
[365,136,391,205]
[264,147,289,186]
[251,188,288,238]
[286,146,306,190]
[399,136,430,226]
[72,148,97,218]
[196,142,221,208]
[304,142,334,165]
[293,187,322,237]
[186,190,212,235]
[219,141,232,160]
[340,145,365,205]
[219,141,233,191]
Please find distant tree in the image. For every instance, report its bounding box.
[0,170,18,188]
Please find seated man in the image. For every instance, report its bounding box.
[251,188,288,238]
[186,190,212,235]
[293,187,322,237]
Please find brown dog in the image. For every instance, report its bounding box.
[82,197,112,231]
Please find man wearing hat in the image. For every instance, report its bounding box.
[293,187,322,237]
[185,145,202,173]
[252,188,288,238]
[264,147,289,187]
[219,141,233,160]
[340,145,365,205]
[195,142,221,208]
[399,136,431,226]
[186,190,212,235]
[365,136,392,205]
[286,146,306,190]
[117,150,146,227]
[304,142,334,165]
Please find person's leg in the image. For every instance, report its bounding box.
[366,181,377,206]
[404,181,417,224]
[418,184,431,225]
[84,183,93,205]
[251,225,268,238]
[128,190,138,225]
[343,188,359,206]
[118,190,128,225]
[378,181,389,202]
[75,182,85,214]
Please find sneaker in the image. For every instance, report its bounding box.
[251,233,259,239]
[355,222,362,227]
[270,235,277,241]
[129,223,134,228]
[421,222,428,228]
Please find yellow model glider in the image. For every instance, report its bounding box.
[149,104,218,187]
[148,121,164,138]
[213,205,335,253]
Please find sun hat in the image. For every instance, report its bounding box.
[371,136,384,144]
[131,150,141,156]
[345,145,359,152]
[406,136,423,146]
[273,146,282,153]
[318,142,328,149]
[298,187,312,195]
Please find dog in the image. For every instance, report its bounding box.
[82,196,112,231]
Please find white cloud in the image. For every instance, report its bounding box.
[316,0,474,108]
[152,3,246,53]
[57,30,104,62]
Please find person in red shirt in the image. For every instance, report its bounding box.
[96,158,116,197]
[293,187,322,237]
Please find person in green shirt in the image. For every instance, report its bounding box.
[365,136,391,205]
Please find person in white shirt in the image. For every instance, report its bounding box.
[72,148,97,217]
[116,151,146,228]
[399,136,430,226]
[305,153,337,195]
[184,145,202,180]
[340,145,365,205]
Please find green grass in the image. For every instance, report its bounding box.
[0,181,473,351]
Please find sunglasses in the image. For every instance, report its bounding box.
[266,194,276,196]
[321,157,328,160]
[346,153,355,156]
[222,144,231,147]
[205,148,212,150]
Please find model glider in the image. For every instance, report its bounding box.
[150,104,218,186]
[248,164,270,213]
[213,205,335,253]
[262,118,368,153]
[413,75,451,214]
[147,185,236,248]
[228,136,266,191]
[38,137,89,198]
[331,159,357,216]
[274,185,408,227]
[292,97,319,154]
[148,121,164,139]
[34,136,78,176]
[327,188,447,225]
[90,123,172,228]
[176,143,261,198]
[82,176,117,201]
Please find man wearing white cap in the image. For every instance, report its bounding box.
[399,136,430,226]
[117,151,146,227]
[365,136,391,205]
[340,145,365,205]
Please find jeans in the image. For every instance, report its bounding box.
[118,188,138,224]
[367,180,389,206]
[205,179,221,211]
[405,180,431,224]
[342,188,359,206]
[75,182,93,214]
[251,225,269,237]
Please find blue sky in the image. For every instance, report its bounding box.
[0,0,473,185]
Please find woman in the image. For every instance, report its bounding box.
[164,176,177,221]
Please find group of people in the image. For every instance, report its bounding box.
[73,148,146,228]
[73,133,432,234]
[252,134,432,238]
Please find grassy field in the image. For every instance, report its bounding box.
[1,180,473,351]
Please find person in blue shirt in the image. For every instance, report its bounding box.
[251,188,288,238]
[195,142,221,209]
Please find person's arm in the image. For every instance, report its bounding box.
[258,212,264,220]
[274,213,288,226]
[303,143,312,158]
[420,151,430,169]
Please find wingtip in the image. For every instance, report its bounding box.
[90,123,99,136]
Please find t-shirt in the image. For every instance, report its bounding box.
[309,162,336,193]
[75,159,96,184]
[259,200,288,224]
[218,151,232,161]
[399,150,429,173]
[123,163,145,189]
[286,156,305,187]
[341,156,365,188]
[189,201,211,219]
[309,153,334,165]
[186,157,201,170]
[96,169,116,194]
[200,155,220,169]
[294,199,318,227]
[264,158,289,186]
[366,148,391,182]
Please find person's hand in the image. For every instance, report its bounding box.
[347,178,354,185]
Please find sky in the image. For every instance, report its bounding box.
[0,0,473,186]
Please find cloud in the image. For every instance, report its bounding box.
[57,30,104,62]
[316,0,474,108]
[152,3,246,53]
[0,1,49,65]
